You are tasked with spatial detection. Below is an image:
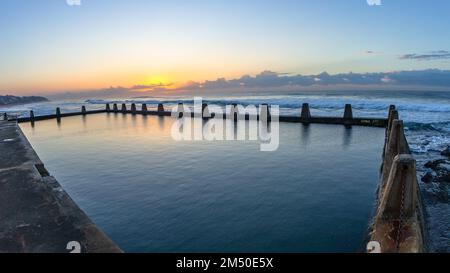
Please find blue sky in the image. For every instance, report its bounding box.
[0,0,450,94]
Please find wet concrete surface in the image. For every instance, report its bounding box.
[0,120,121,253]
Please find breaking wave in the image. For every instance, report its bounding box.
[405,121,450,133]
[85,97,450,114]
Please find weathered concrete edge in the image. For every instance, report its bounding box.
[39,174,124,253]
[368,106,426,253]
[16,110,388,128]
[0,120,122,253]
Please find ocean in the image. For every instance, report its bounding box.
[5,90,450,252]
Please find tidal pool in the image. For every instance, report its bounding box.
[20,113,385,252]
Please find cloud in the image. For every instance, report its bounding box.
[130,83,174,90]
[399,50,450,61]
[381,76,394,83]
[172,69,450,91]
[48,69,450,99]
[364,50,383,55]
[366,0,382,6]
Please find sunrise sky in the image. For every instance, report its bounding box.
[1,0,450,95]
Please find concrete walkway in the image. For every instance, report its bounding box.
[0,120,121,253]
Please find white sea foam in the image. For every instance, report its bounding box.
[4,92,449,154]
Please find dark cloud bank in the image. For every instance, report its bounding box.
[399,51,450,61]
[181,69,450,90]
[49,69,450,99]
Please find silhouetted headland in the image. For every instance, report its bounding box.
[0,95,48,106]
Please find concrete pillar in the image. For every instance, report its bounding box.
[381,119,411,191]
[202,103,211,119]
[372,153,423,253]
[56,107,61,121]
[230,103,239,122]
[131,103,137,115]
[121,103,127,113]
[81,106,87,115]
[384,108,399,157]
[106,104,111,112]
[113,103,118,112]
[378,154,418,220]
[177,103,184,118]
[259,104,271,122]
[389,105,396,113]
[344,104,353,119]
[142,104,148,114]
[300,103,311,122]
[30,110,35,121]
[387,109,399,138]
[158,103,165,113]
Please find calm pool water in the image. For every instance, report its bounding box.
[20,113,384,252]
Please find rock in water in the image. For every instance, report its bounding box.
[441,146,450,158]
[436,169,450,183]
[424,159,446,170]
[421,172,434,183]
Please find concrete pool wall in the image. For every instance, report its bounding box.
[369,106,425,253]
[1,103,424,253]
[0,118,122,253]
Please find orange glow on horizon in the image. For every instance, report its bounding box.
[0,65,261,95]
[139,75,175,89]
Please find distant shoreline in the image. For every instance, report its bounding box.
[0,95,49,107]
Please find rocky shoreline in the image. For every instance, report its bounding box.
[422,147,450,185]
[415,145,450,252]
